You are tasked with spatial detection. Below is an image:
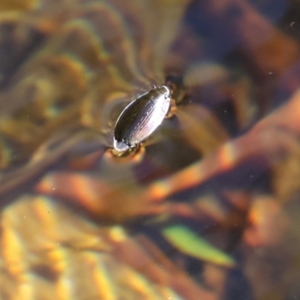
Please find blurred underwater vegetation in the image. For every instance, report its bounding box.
[1,0,300,299]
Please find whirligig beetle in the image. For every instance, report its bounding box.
[113,85,171,152]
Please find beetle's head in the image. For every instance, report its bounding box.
[157,85,170,98]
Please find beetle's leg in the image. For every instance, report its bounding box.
[165,98,176,119]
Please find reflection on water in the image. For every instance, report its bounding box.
[0,0,300,299]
